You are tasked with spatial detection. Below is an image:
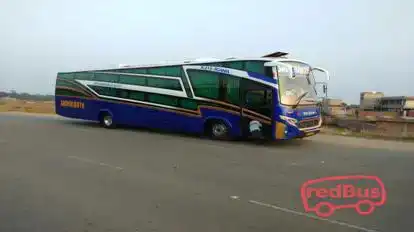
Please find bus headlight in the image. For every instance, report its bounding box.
[280,115,298,127]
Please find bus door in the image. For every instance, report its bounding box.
[240,79,274,139]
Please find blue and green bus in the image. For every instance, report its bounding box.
[55,51,330,140]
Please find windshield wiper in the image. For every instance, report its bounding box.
[292,91,309,109]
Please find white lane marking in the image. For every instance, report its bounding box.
[99,162,124,171]
[230,196,240,200]
[67,156,124,171]
[67,155,95,164]
[248,200,380,232]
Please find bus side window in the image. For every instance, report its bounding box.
[116,89,129,99]
[148,94,179,107]
[187,70,220,100]
[265,67,273,78]
[219,74,240,105]
[243,81,272,117]
[90,86,117,97]
[244,61,265,75]
[245,90,266,107]
[94,73,119,83]
[180,98,198,110]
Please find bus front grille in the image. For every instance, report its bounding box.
[298,118,320,129]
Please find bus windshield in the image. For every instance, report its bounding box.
[277,62,318,106]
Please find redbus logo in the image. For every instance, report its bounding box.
[301,175,386,218]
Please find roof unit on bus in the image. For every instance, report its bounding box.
[193,57,221,62]
[262,51,289,58]
[118,64,133,68]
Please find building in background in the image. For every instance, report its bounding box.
[359,92,414,118]
[360,91,385,111]
[377,96,414,117]
[345,104,359,116]
[321,98,347,117]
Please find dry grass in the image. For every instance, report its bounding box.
[0,98,55,114]
[320,126,414,142]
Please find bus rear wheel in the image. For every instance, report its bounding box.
[206,120,230,140]
[99,112,115,129]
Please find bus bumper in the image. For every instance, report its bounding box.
[297,129,320,138]
[274,122,321,140]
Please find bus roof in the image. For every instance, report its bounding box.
[58,52,293,74]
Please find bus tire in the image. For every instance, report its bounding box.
[99,112,115,129]
[205,119,230,140]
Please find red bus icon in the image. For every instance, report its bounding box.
[301,175,386,217]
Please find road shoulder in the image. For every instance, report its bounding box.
[308,134,414,152]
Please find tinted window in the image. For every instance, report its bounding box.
[94,73,119,83]
[119,75,146,86]
[58,73,75,79]
[75,72,95,80]
[243,80,272,117]
[116,89,129,99]
[246,90,267,105]
[56,79,78,89]
[245,89,272,117]
[206,62,223,67]
[118,75,182,91]
[148,94,179,107]
[187,69,241,104]
[180,67,193,98]
[89,86,117,97]
[147,77,182,91]
[129,91,145,101]
[55,88,84,97]
[147,66,182,77]
[244,61,265,75]
[180,99,198,110]
[223,61,244,69]
[187,70,220,99]
[122,69,147,74]
[222,75,240,105]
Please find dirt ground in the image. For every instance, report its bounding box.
[0,99,55,114]
[1,99,413,143]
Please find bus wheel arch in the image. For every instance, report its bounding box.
[315,202,335,218]
[204,118,232,140]
[355,200,375,215]
[98,110,115,129]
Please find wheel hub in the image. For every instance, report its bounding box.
[104,116,112,126]
[212,124,227,137]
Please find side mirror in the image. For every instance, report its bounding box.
[323,84,327,94]
[313,67,330,81]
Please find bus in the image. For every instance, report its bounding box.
[55,51,330,141]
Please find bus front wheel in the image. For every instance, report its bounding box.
[99,112,115,129]
[206,120,230,140]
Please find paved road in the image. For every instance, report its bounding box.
[0,113,413,232]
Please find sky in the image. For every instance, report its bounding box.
[0,0,413,104]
